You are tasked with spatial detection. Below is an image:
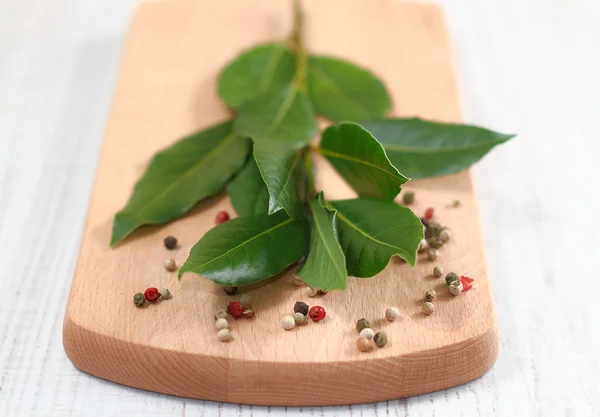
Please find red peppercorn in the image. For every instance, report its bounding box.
[144,287,160,302]
[308,306,326,322]
[460,275,474,291]
[215,210,230,225]
[424,207,434,220]
[227,301,244,319]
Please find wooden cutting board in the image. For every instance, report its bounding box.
[63,0,499,406]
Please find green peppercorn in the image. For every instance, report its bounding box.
[133,292,145,307]
[239,294,252,307]
[427,237,443,249]
[373,332,388,348]
[433,266,443,277]
[293,312,306,325]
[402,191,415,205]
[294,301,309,316]
[356,318,371,333]
[445,272,459,286]
[452,199,461,208]
[160,288,171,299]
[223,286,238,295]
[425,222,442,239]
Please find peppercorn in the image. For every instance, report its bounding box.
[217,328,232,342]
[373,332,388,348]
[159,288,171,300]
[402,191,415,205]
[439,229,451,243]
[427,248,439,262]
[385,307,400,322]
[215,210,230,225]
[163,235,177,250]
[319,289,329,295]
[242,308,255,319]
[418,239,429,253]
[164,258,177,272]
[423,302,435,315]
[292,275,305,286]
[133,292,145,307]
[425,289,436,301]
[308,306,326,321]
[294,301,309,316]
[215,318,229,330]
[215,308,228,320]
[227,301,244,319]
[425,222,442,239]
[356,337,373,352]
[281,315,296,330]
[420,217,429,227]
[433,266,443,278]
[293,312,306,325]
[427,237,443,249]
[449,280,463,296]
[445,272,459,286]
[356,318,371,333]
[223,286,238,295]
[144,287,160,302]
[460,275,474,291]
[424,207,434,219]
[359,328,374,340]
[452,199,461,208]
[239,294,252,307]
[304,286,318,297]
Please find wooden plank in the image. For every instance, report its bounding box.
[62,0,498,406]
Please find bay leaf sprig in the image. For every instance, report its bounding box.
[111,0,514,292]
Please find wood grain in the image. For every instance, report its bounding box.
[61,0,499,406]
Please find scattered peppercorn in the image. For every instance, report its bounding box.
[427,237,443,249]
[227,301,244,319]
[423,302,435,315]
[215,308,228,320]
[420,217,429,227]
[217,328,232,342]
[309,306,326,321]
[239,294,252,307]
[385,307,400,322]
[452,199,461,208]
[293,312,306,325]
[144,287,160,302]
[359,328,374,340]
[445,272,459,286]
[281,315,296,330]
[242,308,255,319]
[418,239,429,252]
[215,210,230,225]
[449,280,463,296]
[427,248,439,261]
[373,332,388,348]
[425,222,442,239]
[133,292,145,307]
[433,266,443,278]
[164,258,177,272]
[439,229,451,243]
[294,301,309,316]
[163,235,177,250]
[319,289,329,295]
[356,318,371,333]
[356,337,373,352]
[304,286,319,297]
[159,288,171,299]
[424,207,434,219]
[223,286,238,295]
[402,191,415,205]
[460,275,474,291]
[425,289,436,301]
[215,318,229,330]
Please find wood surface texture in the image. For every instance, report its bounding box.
[61,0,498,406]
[3,0,599,415]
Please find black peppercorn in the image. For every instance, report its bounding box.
[164,236,177,250]
[223,285,238,295]
[294,301,309,316]
[402,191,415,205]
[445,272,459,286]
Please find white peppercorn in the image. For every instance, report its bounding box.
[449,280,463,296]
[215,318,229,330]
[239,294,252,307]
[281,315,296,330]
[439,229,451,243]
[159,288,171,300]
[217,328,232,342]
[418,239,429,252]
[385,307,400,322]
[304,286,319,297]
[293,312,306,325]
[357,337,373,352]
[359,328,374,340]
[425,289,436,301]
[164,258,177,272]
[427,248,439,261]
[215,308,228,320]
[433,266,443,278]
[423,302,435,315]
[242,309,255,319]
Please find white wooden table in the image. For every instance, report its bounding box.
[1,0,598,415]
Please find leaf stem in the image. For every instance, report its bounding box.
[290,0,308,92]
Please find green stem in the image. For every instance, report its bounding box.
[290,0,308,92]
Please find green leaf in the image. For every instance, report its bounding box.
[307,55,392,122]
[361,118,515,178]
[327,198,423,278]
[110,121,250,246]
[298,193,347,290]
[227,157,269,216]
[235,86,317,217]
[178,211,308,286]
[319,123,408,200]
[218,43,296,108]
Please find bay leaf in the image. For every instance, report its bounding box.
[361,118,515,178]
[178,211,308,286]
[226,157,269,216]
[218,43,296,108]
[111,120,250,246]
[319,122,408,200]
[298,193,347,290]
[307,55,392,122]
[328,198,423,277]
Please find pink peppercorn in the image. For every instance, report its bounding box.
[227,301,244,319]
[460,276,474,291]
[308,306,326,322]
[144,287,160,302]
[424,207,434,220]
[216,210,230,225]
